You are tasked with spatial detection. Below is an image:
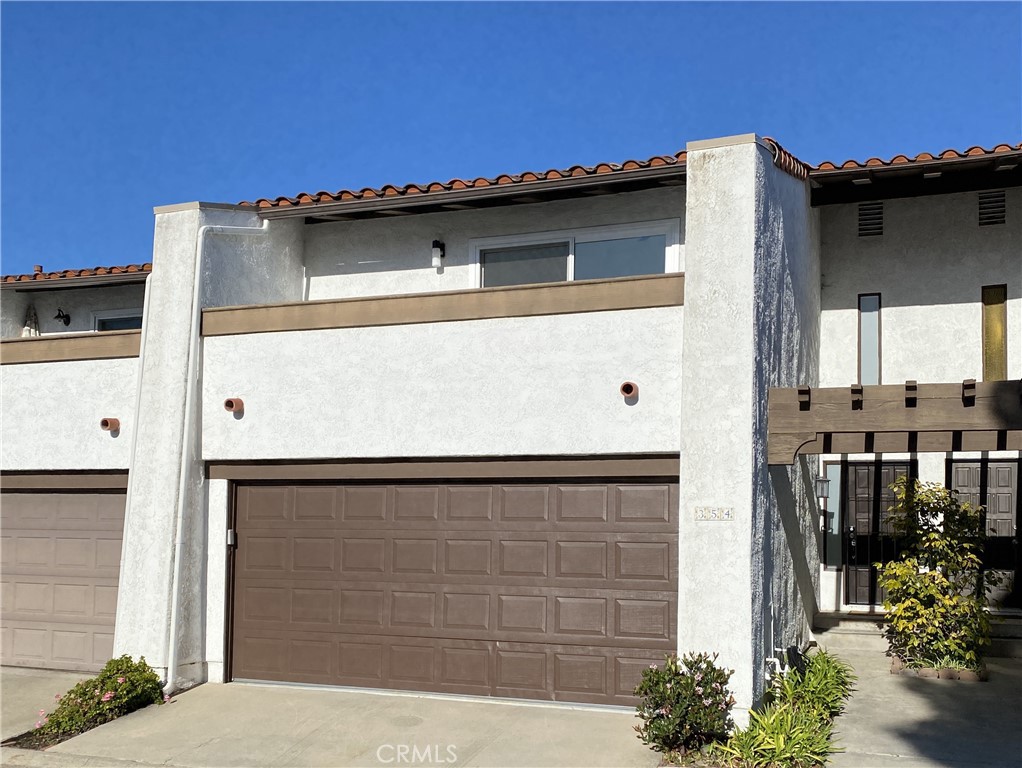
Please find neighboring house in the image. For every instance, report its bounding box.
[1,134,1019,722]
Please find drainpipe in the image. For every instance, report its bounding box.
[163,218,269,693]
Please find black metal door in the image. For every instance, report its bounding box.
[949,460,1020,608]
[843,461,913,605]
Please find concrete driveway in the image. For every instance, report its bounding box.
[1,667,87,742]
[3,682,658,768]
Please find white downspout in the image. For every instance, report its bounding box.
[163,218,269,693]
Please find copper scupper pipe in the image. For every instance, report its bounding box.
[100,418,120,432]
[224,398,244,413]
[620,381,638,398]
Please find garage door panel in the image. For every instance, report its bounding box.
[232,480,677,705]
[235,578,675,649]
[234,626,669,706]
[3,619,118,672]
[2,490,124,672]
[236,483,677,533]
[3,577,119,624]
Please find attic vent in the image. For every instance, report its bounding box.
[858,201,883,237]
[978,190,1006,226]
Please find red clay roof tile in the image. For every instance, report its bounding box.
[814,142,1021,171]
[1,263,152,285]
[238,150,689,209]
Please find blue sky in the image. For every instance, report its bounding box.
[1,1,1019,275]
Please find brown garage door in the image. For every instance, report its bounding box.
[1,492,125,671]
[231,480,677,705]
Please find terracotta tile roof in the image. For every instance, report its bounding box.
[763,137,810,181]
[240,140,1019,212]
[1,263,152,285]
[239,151,688,210]
[812,142,1021,172]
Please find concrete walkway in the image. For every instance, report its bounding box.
[827,649,1022,768]
[3,681,658,768]
[1,668,87,742]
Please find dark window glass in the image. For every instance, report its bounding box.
[573,235,666,280]
[97,315,143,331]
[482,242,568,287]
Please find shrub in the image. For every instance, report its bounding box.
[634,652,735,759]
[714,703,833,768]
[714,649,854,768]
[769,649,856,719]
[876,478,995,669]
[27,656,164,747]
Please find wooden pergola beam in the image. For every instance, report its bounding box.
[767,379,1022,465]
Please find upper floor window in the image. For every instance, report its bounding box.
[472,220,681,289]
[858,293,881,385]
[93,308,143,331]
[982,284,1007,380]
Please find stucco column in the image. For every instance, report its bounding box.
[113,203,304,689]
[680,134,820,721]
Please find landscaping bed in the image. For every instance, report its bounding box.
[2,656,166,750]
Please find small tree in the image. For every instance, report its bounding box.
[876,478,995,669]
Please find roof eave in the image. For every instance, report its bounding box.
[1,272,151,292]
[251,164,687,221]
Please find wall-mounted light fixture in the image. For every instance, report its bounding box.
[224,398,245,414]
[815,476,831,501]
[620,381,638,399]
[100,418,120,432]
[54,309,71,326]
[431,240,445,269]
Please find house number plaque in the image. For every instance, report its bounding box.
[694,506,735,521]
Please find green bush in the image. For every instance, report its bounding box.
[714,649,854,768]
[714,703,833,768]
[769,649,856,720]
[876,478,995,669]
[32,656,164,745]
[634,652,736,759]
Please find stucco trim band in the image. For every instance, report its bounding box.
[207,455,681,481]
[0,330,141,365]
[201,273,685,337]
[0,471,129,490]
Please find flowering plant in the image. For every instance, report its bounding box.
[634,652,735,758]
[25,655,164,748]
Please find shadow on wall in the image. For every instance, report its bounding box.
[768,462,820,638]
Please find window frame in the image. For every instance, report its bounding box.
[92,307,144,332]
[857,292,882,386]
[469,219,682,289]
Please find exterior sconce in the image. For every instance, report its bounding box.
[54,309,71,326]
[100,418,120,432]
[224,398,245,414]
[431,240,445,269]
[620,381,638,399]
[815,476,831,500]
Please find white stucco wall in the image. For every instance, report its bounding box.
[303,187,685,300]
[201,307,682,460]
[680,135,820,721]
[816,188,1021,613]
[0,283,147,338]
[751,149,821,692]
[116,204,305,689]
[0,358,138,470]
[819,188,1021,387]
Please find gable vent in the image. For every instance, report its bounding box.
[858,201,883,237]
[978,190,1006,226]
